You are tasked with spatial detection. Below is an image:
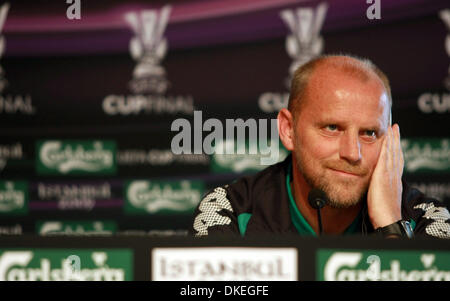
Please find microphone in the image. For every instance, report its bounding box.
[308,188,328,235]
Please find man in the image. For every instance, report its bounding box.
[190,54,450,238]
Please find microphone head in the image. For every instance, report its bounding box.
[308,188,328,209]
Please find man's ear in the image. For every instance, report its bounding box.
[277,108,295,151]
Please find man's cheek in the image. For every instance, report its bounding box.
[366,142,383,166]
[310,138,338,159]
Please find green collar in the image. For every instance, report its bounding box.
[286,162,361,236]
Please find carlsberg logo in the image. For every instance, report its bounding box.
[0,249,133,281]
[0,181,28,215]
[37,220,117,236]
[37,140,117,175]
[401,139,450,173]
[319,250,450,281]
[125,180,204,214]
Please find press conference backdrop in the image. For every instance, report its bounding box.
[0,0,449,236]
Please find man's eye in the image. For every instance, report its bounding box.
[364,130,377,138]
[325,125,338,131]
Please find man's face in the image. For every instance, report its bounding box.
[292,68,390,208]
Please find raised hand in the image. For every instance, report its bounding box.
[367,124,404,229]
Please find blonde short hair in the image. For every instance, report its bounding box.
[288,54,392,123]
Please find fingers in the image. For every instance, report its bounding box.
[380,124,402,173]
[391,124,404,176]
[384,125,393,171]
[377,125,389,169]
[393,124,404,175]
[367,124,404,228]
[376,124,404,177]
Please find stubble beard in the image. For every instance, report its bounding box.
[294,146,370,209]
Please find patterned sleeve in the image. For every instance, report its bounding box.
[190,186,240,237]
[412,201,450,239]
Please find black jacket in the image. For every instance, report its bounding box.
[191,155,450,238]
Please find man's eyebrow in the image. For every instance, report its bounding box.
[360,126,380,132]
[314,117,340,124]
[359,123,381,129]
[314,119,384,130]
[361,122,388,133]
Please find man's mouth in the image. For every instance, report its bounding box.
[328,168,363,178]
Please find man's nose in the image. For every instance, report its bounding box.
[339,132,362,163]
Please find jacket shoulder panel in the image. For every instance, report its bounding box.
[403,185,450,239]
[413,201,450,239]
[192,186,238,236]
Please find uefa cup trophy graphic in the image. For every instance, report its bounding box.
[280,3,327,89]
[0,3,10,94]
[0,38,8,94]
[126,5,171,95]
[439,9,450,91]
